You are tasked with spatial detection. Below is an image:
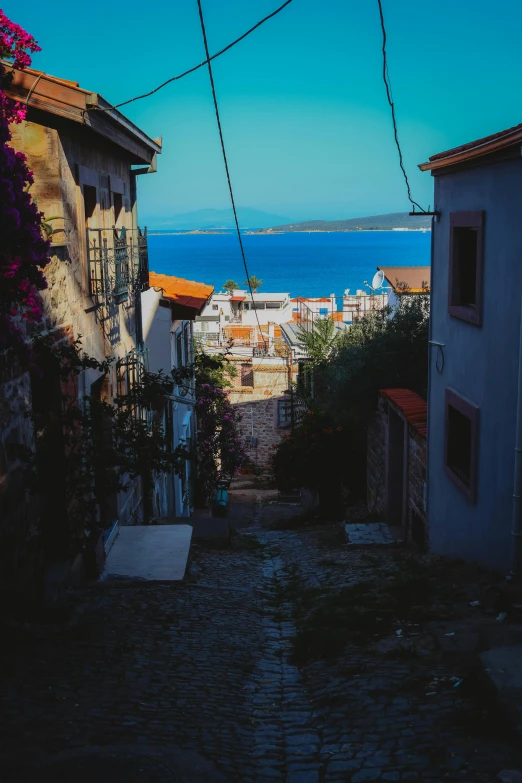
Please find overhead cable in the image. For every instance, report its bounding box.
[88,0,293,113]
[196,0,267,347]
[376,0,428,214]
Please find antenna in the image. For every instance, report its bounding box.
[371,270,385,290]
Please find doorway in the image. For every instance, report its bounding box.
[386,407,406,528]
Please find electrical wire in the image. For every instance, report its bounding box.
[376,0,427,214]
[87,0,293,113]
[196,0,267,348]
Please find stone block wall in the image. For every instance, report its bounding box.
[367,393,428,550]
[227,358,298,472]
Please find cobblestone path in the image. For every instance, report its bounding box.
[1,491,521,782]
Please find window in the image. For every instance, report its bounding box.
[212,304,219,311]
[241,363,253,387]
[252,302,266,310]
[319,307,328,315]
[176,330,183,367]
[293,307,298,312]
[83,185,97,227]
[444,388,479,502]
[244,302,250,310]
[113,192,123,225]
[266,302,281,309]
[278,398,292,428]
[449,211,484,325]
[183,322,191,365]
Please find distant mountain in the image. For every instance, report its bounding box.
[152,208,292,230]
[261,212,432,232]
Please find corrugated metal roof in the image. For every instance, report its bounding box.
[380,388,427,438]
[149,272,213,311]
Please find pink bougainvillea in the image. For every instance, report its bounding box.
[0,10,49,352]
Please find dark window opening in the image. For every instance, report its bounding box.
[447,405,472,487]
[113,192,123,225]
[176,330,183,367]
[83,185,97,227]
[266,302,281,309]
[444,389,479,502]
[184,323,190,366]
[241,363,253,387]
[449,212,484,325]
[252,302,266,310]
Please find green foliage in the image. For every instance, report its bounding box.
[274,289,429,498]
[24,334,190,550]
[223,279,239,293]
[296,316,341,365]
[243,275,263,293]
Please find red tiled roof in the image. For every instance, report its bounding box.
[419,122,522,172]
[229,295,245,301]
[149,272,213,311]
[380,389,427,437]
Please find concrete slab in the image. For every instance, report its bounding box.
[345,522,397,546]
[103,525,192,582]
[480,644,522,734]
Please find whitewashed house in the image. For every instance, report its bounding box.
[142,273,213,518]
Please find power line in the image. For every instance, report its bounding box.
[88,0,293,113]
[196,0,267,348]
[376,0,427,214]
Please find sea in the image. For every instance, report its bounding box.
[147,230,431,298]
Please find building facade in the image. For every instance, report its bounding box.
[420,123,522,572]
[0,64,161,594]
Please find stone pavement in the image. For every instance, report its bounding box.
[1,490,521,783]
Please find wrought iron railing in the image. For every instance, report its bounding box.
[87,226,149,304]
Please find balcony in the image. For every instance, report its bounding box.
[88,226,149,305]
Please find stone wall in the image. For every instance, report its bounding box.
[367,394,428,550]
[227,358,298,472]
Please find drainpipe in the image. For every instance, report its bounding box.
[425,214,436,525]
[510,292,522,576]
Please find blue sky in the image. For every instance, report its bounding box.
[11,0,522,224]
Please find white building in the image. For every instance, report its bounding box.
[142,273,214,518]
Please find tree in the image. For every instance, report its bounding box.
[223,279,239,294]
[243,275,263,293]
[296,317,341,365]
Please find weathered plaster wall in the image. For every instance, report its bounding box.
[428,157,522,571]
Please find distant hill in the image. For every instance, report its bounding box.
[151,207,292,230]
[261,212,432,232]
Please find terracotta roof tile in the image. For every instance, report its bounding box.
[149,272,213,311]
[380,388,427,438]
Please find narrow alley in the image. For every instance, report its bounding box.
[1,492,521,783]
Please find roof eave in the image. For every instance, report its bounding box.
[3,63,161,164]
[419,129,522,172]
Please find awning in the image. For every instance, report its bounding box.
[229,296,246,302]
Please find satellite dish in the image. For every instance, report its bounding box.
[344,288,350,296]
[371,270,385,290]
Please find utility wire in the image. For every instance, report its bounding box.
[376,0,426,214]
[196,0,267,348]
[88,0,293,113]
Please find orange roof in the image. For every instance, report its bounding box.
[149,272,213,311]
[229,295,245,301]
[419,122,522,172]
[378,266,430,293]
[380,389,427,438]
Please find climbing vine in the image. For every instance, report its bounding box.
[0,10,49,353]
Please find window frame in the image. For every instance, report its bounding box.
[448,211,485,326]
[444,388,479,503]
[277,398,292,429]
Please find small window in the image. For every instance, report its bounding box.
[266,302,281,309]
[243,302,250,310]
[83,185,97,227]
[252,302,266,310]
[444,388,479,502]
[449,211,484,326]
[176,330,183,367]
[113,192,123,225]
[212,304,219,311]
[292,307,298,312]
[184,322,190,365]
[278,399,292,428]
[319,307,328,315]
[241,363,253,387]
